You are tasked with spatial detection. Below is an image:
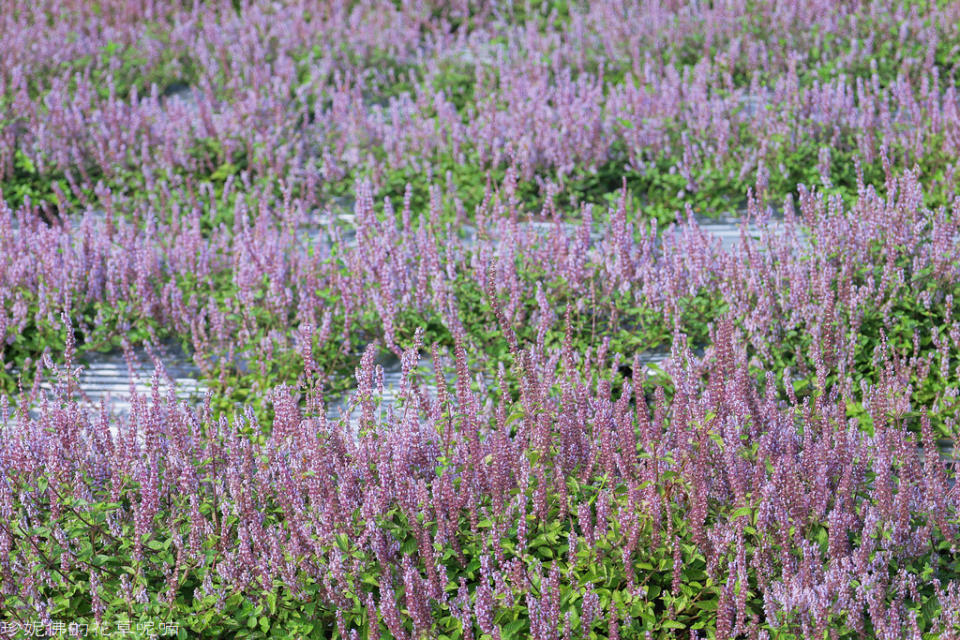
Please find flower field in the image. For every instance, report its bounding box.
[2,0,960,637]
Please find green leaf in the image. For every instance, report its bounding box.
[502,619,527,639]
[730,506,753,521]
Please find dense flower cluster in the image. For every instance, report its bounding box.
[0,1,958,638]
[3,1,960,188]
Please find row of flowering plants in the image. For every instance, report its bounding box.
[2,0,959,638]
[3,170,960,638]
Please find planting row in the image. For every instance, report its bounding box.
[3,0,960,227]
[1,164,958,637]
